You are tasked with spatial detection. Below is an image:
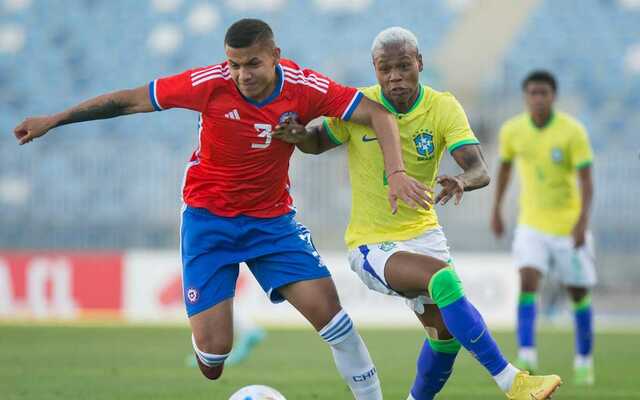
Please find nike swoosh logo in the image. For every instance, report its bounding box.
[470,328,486,344]
[362,135,378,142]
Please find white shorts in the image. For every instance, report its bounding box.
[513,225,597,287]
[347,227,451,314]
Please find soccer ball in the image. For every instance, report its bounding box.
[228,385,286,400]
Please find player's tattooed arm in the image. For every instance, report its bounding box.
[272,119,338,154]
[13,85,153,145]
[435,144,490,205]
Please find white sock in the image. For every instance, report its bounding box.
[406,395,416,400]
[320,310,382,400]
[191,334,229,367]
[574,354,593,368]
[493,363,520,392]
[518,346,538,366]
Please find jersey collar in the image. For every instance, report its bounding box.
[529,110,555,130]
[241,64,284,108]
[379,84,425,117]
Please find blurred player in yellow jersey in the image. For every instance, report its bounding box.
[491,71,595,385]
[274,27,561,400]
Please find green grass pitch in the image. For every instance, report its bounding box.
[1,324,639,399]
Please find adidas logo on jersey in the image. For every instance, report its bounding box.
[225,109,240,120]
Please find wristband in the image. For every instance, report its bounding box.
[387,169,406,179]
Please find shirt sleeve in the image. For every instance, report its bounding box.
[149,66,221,113]
[570,124,594,169]
[498,123,515,162]
[438,94,480,153]
[323,117,351,145]
[296,68,363,121]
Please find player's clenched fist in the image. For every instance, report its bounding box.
[273,119,307,143]
[14,116,55,145]
[386,171,433,214]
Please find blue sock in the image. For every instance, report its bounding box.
[573,296,593,357]
[429,267,509,377]
[517,292,537,349]
[410,337,460,400]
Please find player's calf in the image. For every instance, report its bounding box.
[191,334,230,380]
[319,309,383,400]
[409,337,460,400]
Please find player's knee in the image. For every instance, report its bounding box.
[427,266,465,308]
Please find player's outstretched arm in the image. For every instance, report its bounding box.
[349,96,432,213]
[435,144,490,206]
[272,119,338,155]
[490,160,513,238]
[13,85,153,145]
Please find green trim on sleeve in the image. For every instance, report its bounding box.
[323,119,343,145]
[575,160,593,170]
[427,337,462,354]
[448,139,480,154]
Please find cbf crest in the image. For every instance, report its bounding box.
[551,147,564,164]
[279,111,300,125]
[414,129,435,161]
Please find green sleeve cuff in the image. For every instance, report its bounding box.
[448,139,480,154]
[575,160,593,170]
[323,119,343,145]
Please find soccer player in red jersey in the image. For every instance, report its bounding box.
[13,19,432,399]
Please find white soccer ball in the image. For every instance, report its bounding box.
[228,385,287,400]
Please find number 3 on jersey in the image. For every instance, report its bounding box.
[252,123,272,149]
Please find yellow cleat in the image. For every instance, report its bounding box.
[506,371,562,400]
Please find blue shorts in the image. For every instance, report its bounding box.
[180,206,331,317]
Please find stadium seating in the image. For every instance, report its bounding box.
[1,0,638,256]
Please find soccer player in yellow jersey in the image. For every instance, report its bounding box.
[491,70,595,385]
[274,27,561,400]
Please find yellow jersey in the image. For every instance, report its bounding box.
[499,111,593,235]
[325,84,479,249]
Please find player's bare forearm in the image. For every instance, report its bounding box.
[295,124,336,155]
[52,86,154,128]
[493,161,513,211]
[349,97,404,173]
[576,166,593,226]
[451,144,490,192]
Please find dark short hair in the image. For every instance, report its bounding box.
[522,70,557,92]
[224,18,274,48]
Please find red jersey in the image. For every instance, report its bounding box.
[149,59,362,218]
